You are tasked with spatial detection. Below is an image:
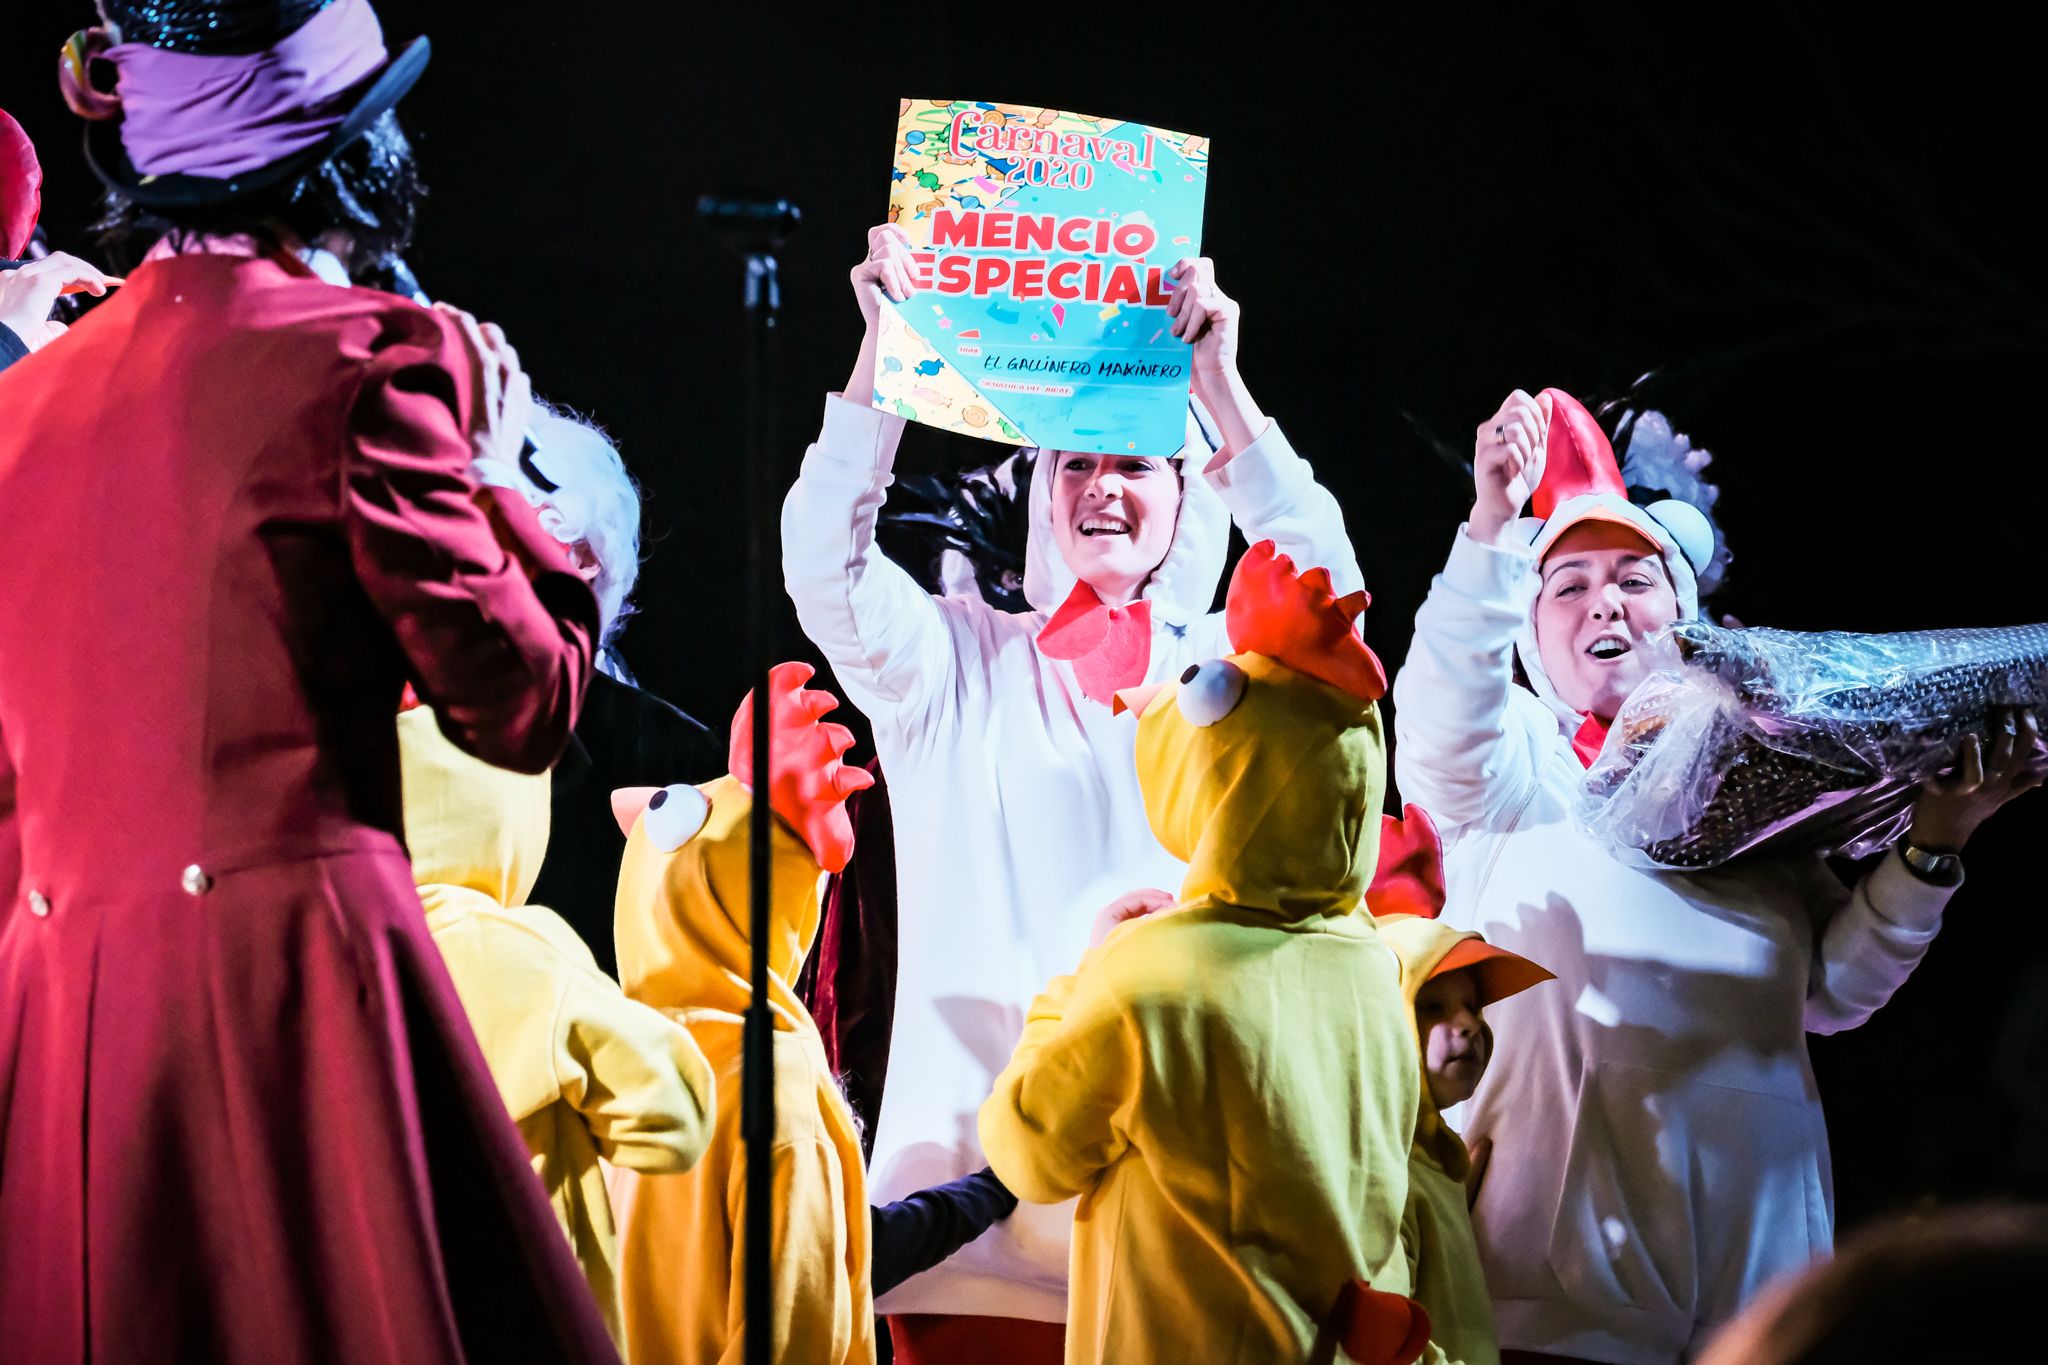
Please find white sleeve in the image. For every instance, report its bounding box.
[1801,848,1954,1035]
[1391,527,1553,831]
[780,394,956,732]
[1206,421,1364,596]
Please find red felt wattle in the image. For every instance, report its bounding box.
[728,662,875,873]
[1,109,43,260]
[1530,387,1626,520]
[1365,803,1445,920]
[1223,540,1387,702]
[1037,580,1153,707]
[1330,1279,1433,1365]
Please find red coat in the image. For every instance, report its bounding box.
[0,250,616,1363]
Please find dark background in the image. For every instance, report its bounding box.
[9,4,2046,1230]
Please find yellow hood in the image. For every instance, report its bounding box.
[613,775,828,1030]
[1375,915,1485,1178]
[1134,652,1384,919]
[398,707,552,920]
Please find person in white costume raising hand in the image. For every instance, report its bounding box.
[782,222,1366,1365]
[1391,386,2041,1365]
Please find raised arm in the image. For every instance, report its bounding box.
[781,225,957,731]
[1805,711,2043,1032]
[977,948,1141,1205]
[345,304,597,775]
[555,966,717,1173]
[1170,257,1363,598]
[1392,391,1557,830]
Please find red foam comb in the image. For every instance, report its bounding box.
[1530,387,1625,520]
[1,109,43,260]
[1330,1279,1432,1365]
[729,662,875,873]
[1364,803,1445,920]
[1223,541,1387,701]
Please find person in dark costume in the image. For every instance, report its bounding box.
[0,3,619,1360]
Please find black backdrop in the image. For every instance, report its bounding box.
[9,3,2047,1231]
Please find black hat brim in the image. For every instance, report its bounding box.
[84,34,429,210]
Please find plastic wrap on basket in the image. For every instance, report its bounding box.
[1579,621,2048,870]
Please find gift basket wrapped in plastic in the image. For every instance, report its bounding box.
[1579,621,2048,870]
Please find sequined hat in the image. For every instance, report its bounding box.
[61,0,428,209]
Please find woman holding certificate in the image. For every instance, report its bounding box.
[782,222,1368,1363]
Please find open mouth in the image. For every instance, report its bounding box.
[1586,637,1631,661]
[1079,515,1133,538]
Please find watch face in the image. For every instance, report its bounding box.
[1903,844,1960,880]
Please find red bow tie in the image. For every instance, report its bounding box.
[1037,581,1153,707]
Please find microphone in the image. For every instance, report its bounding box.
[695,195,802,251]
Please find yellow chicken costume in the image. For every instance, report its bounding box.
[611,664,877,1365]
[1367,805,1554,1365]
[396,704,717,1351]
[978,541,1432,1365]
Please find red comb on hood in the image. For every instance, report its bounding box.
[1365,804,1445,920]
[2,109,42,260]
[728,662,876,873]
[1223,540,1386,701]
[1530,388,1626,519]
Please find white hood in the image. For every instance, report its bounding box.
[1020,406,1230,630]
[1507,492,1707,728]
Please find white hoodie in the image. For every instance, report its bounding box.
[782,395,1361,1322]
[1392,526,1956,1364]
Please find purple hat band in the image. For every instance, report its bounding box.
[109,0,388,179]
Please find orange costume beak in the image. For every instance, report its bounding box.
[1113,681,1167,718]
[612,785,659,836]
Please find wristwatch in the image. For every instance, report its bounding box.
[1898,840,1963,886]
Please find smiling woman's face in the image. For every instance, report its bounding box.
[1533,520,1680,720]
[1048,450,1181,607]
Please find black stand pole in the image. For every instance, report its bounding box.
[698,193,801,1365]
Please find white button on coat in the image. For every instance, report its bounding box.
[181,865,213,897]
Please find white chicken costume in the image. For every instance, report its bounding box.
[1391,389,1960,1362]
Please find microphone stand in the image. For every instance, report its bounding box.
[698,193,801,1365]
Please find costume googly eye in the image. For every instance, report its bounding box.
[1175,660,1247,727]
[642,784,710,852]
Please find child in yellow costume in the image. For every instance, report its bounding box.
[979,541,1434,1365]
[611,663,878,1365]
[1366,805,1554,1365]
[396,703,717,1350]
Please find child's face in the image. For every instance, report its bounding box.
[1415,968,1488,1110]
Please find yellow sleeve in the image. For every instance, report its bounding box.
[720,1139,858,1365]
[553,968,716,1173]
[977,951,1140,1205]
[1401,1191,1422,1298]
[1398,1178,1452,1365]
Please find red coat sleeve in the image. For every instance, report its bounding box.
[0,716,18,914]
[343,308,598,775]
